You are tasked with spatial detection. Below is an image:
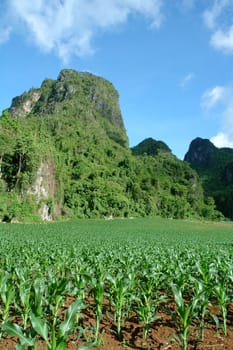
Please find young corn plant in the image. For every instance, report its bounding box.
[107,272,134,339]
[73,268,90,305]
[31,278,45,317]
[171,284,199,350]
[0,271,15,336]
[30,299,83,350]
[2,322,36,350]
[92,277,105,344]
[14,281,32,331]
[135,293,163,341]
[44,277,71,348]
[134,271,166,342]
[213,280,229,336]
[192,280,211,341]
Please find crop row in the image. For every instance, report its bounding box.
[0,219,233,349]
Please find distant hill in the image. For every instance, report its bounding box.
[0,70,219,222]
[131,138,171,156]
[184,137,233,219]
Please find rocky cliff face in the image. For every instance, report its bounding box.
[9,69,128,146]
[27,160,56,221]
[185,137,233,218]
[3,69,129,220]
[10,89,41,117]
[184,137,217,168]
[0,70,218,222]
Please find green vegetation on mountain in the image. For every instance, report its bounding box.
[185,137,233,219]
[131,137,171,156]
[0,70,219,222]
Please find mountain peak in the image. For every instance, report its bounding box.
[185,137,233,218]
[8,68,127,146]
[131,137,171,156]
[0,72,220,222]
[184,137,217,167]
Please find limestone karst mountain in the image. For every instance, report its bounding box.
[0,70,218,222]
[185,137,233,219]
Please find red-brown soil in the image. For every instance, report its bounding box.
[1,299,233,349]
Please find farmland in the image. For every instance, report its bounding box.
[1,218,233,349]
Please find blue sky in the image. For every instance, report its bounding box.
[1,0,233,159]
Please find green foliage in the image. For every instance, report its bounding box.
[185,137,233,219]
[0,193,39,222]
[0,70,220,222]
[131,137,171,156]
[0,218,233,348]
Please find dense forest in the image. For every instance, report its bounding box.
[185,137,233,219]
[0,69,221,222]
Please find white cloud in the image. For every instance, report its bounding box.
[203,0,233,55]
[202,85,233,149]
[203,0,230,29]
[210,132,233,148]
[211,25,233,53]
[201,86,228,110]
[3,0,164,62]
[180,72,195,88]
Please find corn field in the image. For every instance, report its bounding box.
[1,218,233,349]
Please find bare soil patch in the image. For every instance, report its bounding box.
[1,299,233,349]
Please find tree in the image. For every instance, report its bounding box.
[0,110,17,180]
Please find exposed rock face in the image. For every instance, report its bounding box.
[1,69,216,222]
[58,70,124,128]
[28,160,56,221]
[184,137,217,167]
[10,89,41,117]
[185,137,233,219]
[9,69,127,146]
